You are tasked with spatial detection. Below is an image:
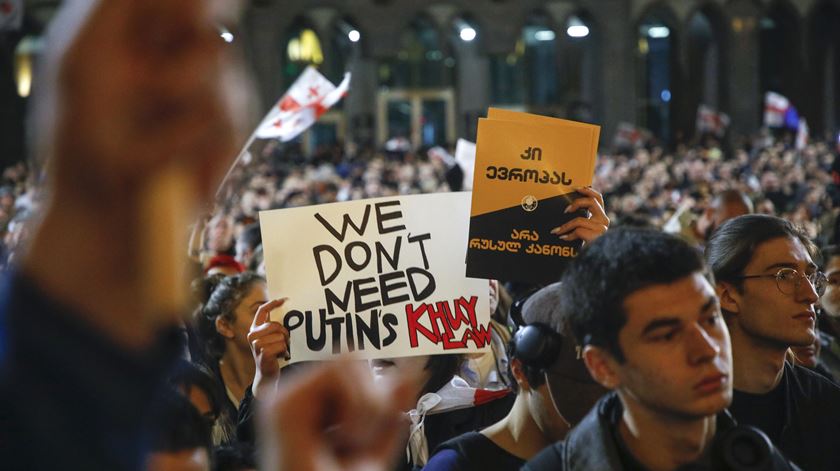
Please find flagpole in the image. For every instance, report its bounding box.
[216,130,258,199]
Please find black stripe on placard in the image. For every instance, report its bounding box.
[466,191,585,285]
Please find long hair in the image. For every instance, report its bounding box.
[193,272,265,361]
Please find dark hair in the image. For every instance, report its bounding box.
[237,223,262,252]
[248,244,264,273]
[194,272,266,360]
[706,214,817,293]
[166,360,224,421]
[148,390,212,453]
[560,228,706,362]
[420,354,463,396]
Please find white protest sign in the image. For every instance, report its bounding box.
[259,192,490,363]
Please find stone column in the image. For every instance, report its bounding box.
[725,1,761,140]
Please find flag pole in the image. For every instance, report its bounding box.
[215,129,261,201]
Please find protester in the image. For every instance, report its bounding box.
[817,244,840,377]
[524,228,798,470]
[790,323,838,383]
[423,282,607,470]
[166,359,228,447]
[706,214,840,470]
[146,392,214,471]
[0,0,245,469]
[194,273,269,444]
[235,223,262,269]
[369,353,513,470]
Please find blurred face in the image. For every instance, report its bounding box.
[821,256,840,317]
[207,215,233,252]
[712,201,749,232]
[728,237,818,348]
[791,331,821,369]
[370,356,432,402]
[235,239,251,266]
[610,272,732,421]
[488,279,500,316]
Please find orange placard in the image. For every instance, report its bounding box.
[466,109,600,284]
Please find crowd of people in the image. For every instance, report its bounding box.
[4,1,840,471]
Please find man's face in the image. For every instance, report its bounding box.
[728,236,819,348]
[612,272,732,420]
[821,256,840,317]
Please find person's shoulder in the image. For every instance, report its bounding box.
[423,448,463,471]
[429,431,524,471]
[787,362,840,398]
[521,441,564,471]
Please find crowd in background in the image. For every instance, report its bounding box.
[7,130,837,272]
[2,125,840,470]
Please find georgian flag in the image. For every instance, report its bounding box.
[0,0,22,32]
[763,91,801,130]
[255,66,350,141]
[613,122,651,149]
[696,105,730,137]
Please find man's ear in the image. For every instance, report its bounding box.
[215,316,235,339]
[716,281,740,315]
[509,358,532,391]
[582,345,620,390]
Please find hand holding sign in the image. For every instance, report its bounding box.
[550,187,610,243]
[248,297,290,398]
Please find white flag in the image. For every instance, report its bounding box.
[613,122,651,149]
[796,118,809,151]
[0,0,22,32]
[255,66,350,141]
[764,92,789,128]
[696,105,730,137]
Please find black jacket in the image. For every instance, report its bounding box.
[524,392,800,471]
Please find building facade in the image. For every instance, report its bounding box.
[1,0,839,166]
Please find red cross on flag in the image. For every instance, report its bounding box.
[696,105,730,137]
[764,92,790,128]
[613,122,651,150]
[0,0,22,32]
[255,66,351,141]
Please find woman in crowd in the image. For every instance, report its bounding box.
[195,272,269,445]
[371,354,515,471]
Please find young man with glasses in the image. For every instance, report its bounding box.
[707,214,840,470]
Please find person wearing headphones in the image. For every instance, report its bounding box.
[422,282,607,470]
[524,228,799,471]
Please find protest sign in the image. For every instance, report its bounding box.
[259,192,490,363]
[466,109,600,284]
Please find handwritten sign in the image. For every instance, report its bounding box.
[259,192,490,363]
[466,109,600,284]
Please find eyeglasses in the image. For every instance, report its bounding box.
[734,268,827,297]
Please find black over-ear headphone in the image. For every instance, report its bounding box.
[507,292,563,384]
